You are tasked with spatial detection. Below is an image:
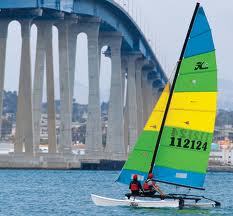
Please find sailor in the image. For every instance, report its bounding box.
[129,174,142,196]
[143,173,165,198]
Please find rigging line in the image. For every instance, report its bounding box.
[148,3,201,175]
[167,62,178,84]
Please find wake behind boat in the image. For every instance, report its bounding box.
[92,2,221,209]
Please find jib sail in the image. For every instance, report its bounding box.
[117,84,170,184]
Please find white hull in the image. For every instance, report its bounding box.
[91,194,217,209]
[91,194,179,208]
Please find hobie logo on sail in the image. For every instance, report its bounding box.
[194,62,209,70]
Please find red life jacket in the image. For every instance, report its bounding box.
[130,182,139,191]
[143,179,156,192]
[143,181,150,191]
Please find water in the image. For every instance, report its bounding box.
[0,170,232,215]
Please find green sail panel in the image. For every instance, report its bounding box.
[175,51,217,92]
[153,6,217,189]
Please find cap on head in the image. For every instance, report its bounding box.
[133,174,138,180]
[148,173,153,179]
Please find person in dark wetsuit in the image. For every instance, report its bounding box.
[143,173,165,197]
[129,174,142,196]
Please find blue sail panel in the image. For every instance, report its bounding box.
[153,166,205,189]
[184,31,215,58]
[190,7,210,38]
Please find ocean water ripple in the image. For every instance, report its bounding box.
[0,170,232,215]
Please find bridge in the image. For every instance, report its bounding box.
[0,0,166,168]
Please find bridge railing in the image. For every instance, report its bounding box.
[113,0,156,55]
[36,0,73,12]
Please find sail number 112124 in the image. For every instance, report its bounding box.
[170,137,208,151]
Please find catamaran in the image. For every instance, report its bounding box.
[92,2,220,208]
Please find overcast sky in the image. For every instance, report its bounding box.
[133,0,232,80]
[3,0,233,103]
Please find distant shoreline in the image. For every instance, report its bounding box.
[208,166,233,173]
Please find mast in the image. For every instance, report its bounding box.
[149,2,200,174]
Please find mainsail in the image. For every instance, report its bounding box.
[117,3,217,190]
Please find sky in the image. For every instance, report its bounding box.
[3,0,233,104]
[132,0,233,80]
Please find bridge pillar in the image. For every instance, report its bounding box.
[142,69,152,124]
[15,19,34,153]
[33,22,46,153]
[84,18,103,156]
[100,32,125,158]
[126,53,142,152]
[33,21,57,154]
[57,21,72,154]
[152,87,160,108]
[68,25,77,110]
[45,21,57,153]
[122,57,128,153]
[121,59,127,105]
[146,79,154,118]
[0,20,9,139]
[135,59,147,134]
[152,72,163,106]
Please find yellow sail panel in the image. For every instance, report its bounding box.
[170,92,217,112]
[144,84,170,132]
[165,109,216,133]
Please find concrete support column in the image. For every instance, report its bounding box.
[126,54,141,152]
[141,69,152,125]
[121,58,128,153]
[151,71,163,108]
[146,79,154,118]
[104,33,125,158]
[68,25,77,108]
[57,22,72,153]
[152,77,163,107]
[33,21,57,154]
[135,59,146,134]
[15,19,34,153]
[0,20,9,139]
[45,22,57,153]
[33,22,46,153]
[85,18,102,156]
[152,87,160,107]
[121,58,127,105]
